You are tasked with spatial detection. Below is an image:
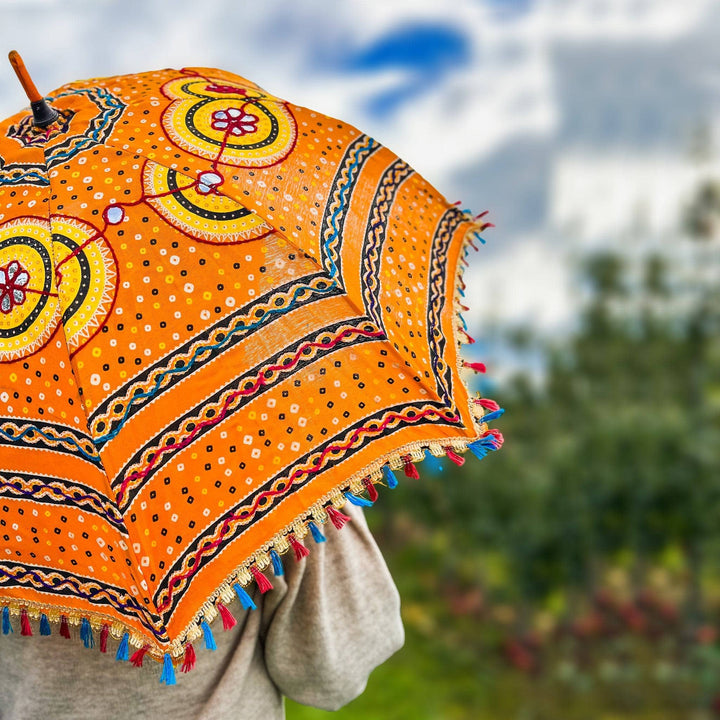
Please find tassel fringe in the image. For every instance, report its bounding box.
[327,505,351,529]
[289,533,310,560]
[403,456,420,479]
[20,608,32,636]
[181,643,196,673]
[344,491,373,507]
[233,582,257,611]
[201,619,216,650]
[80,617,94,648]
[463,361,486,373]
[40,613,51,636]
[251,565,273,593]
[160,652,177,685]
[116,631,130,661]
[130,643,150,667]
[2,607,12,635]
[383,466,398,489]
[100,623,109,653]
[423,449,444,473]
[270,549,284,577]
[308,521,326,544]
[217,601,237,631]
[445,448,465,467]
[60,615,71,639]
[0,430,505,683]
[363,477,379,503]
[480,408,505,423]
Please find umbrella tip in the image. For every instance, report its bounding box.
[8,50,59,128]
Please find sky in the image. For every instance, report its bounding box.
[0,0,718,377]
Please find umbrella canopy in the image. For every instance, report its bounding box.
[0,56,503,682]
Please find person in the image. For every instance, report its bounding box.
[0,504,404,719]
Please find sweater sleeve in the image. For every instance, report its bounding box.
[260,504,405,711]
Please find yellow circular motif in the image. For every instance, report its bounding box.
[51,217,118,354]
[161,76,297,167]
[0,217,60,362]
[143,161,272,244]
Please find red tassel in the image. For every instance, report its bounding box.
[20,608,32,636]
[130,644,150,667]
[217,601,237,631]
[463,361,486,373]
[363,477,379,503]
[100,623,110,653]
[480,222,495,230]
[288,534,310,561]
[181,643,196,673]
[474,397,500,411]
[459,329,476,344]
[403,456,420,479]
[468,238,479,251]
[452,200,462,206]
[327,506,351,530]
[250,565,273,593]
[60,615,71,639]
[475,210,489,219]
[445,448,466,467]
[482,428,505,448]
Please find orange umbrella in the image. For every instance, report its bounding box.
[0,52,503,684]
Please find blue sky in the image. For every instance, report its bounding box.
[338,23,472,117]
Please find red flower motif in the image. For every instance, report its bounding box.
[211,107,259,136]
[0,260,29,314]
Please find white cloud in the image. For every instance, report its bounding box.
[541,0,714,41]
[549,151,720,245]
[464,234,576,336]
[0,0,713,192]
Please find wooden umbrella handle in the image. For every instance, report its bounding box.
[8,51,43,103]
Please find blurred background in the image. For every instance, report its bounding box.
[3,0,720,717]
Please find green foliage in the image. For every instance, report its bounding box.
[288,244,720,718]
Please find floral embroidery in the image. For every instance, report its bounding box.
[211,108,259,136]
[0,260,29,314]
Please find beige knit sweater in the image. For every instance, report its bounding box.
[0,505,404,719]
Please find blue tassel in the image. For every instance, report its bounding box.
[344,491,373,508]
[201,619,216,651]
[459,314,468,330]
[383,466,398,489]
[423,449,444,474]
[2,607,12,635]
[458,287,465,297]
[116,631,130,661]
[233,583,256,611]
[473,231,486,245]
[270,549,284,577]
[160,652,177,685]
[481,408,505,423]
[80,617,94,648]
[40,613,51,636]
[308,521,326,543]
[468,437,500,460]
[468,440,490,459]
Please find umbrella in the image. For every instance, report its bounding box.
[0,52,503,684]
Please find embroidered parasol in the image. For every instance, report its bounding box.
[0,53,503,684]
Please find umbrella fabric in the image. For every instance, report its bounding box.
[0,66,502,680]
